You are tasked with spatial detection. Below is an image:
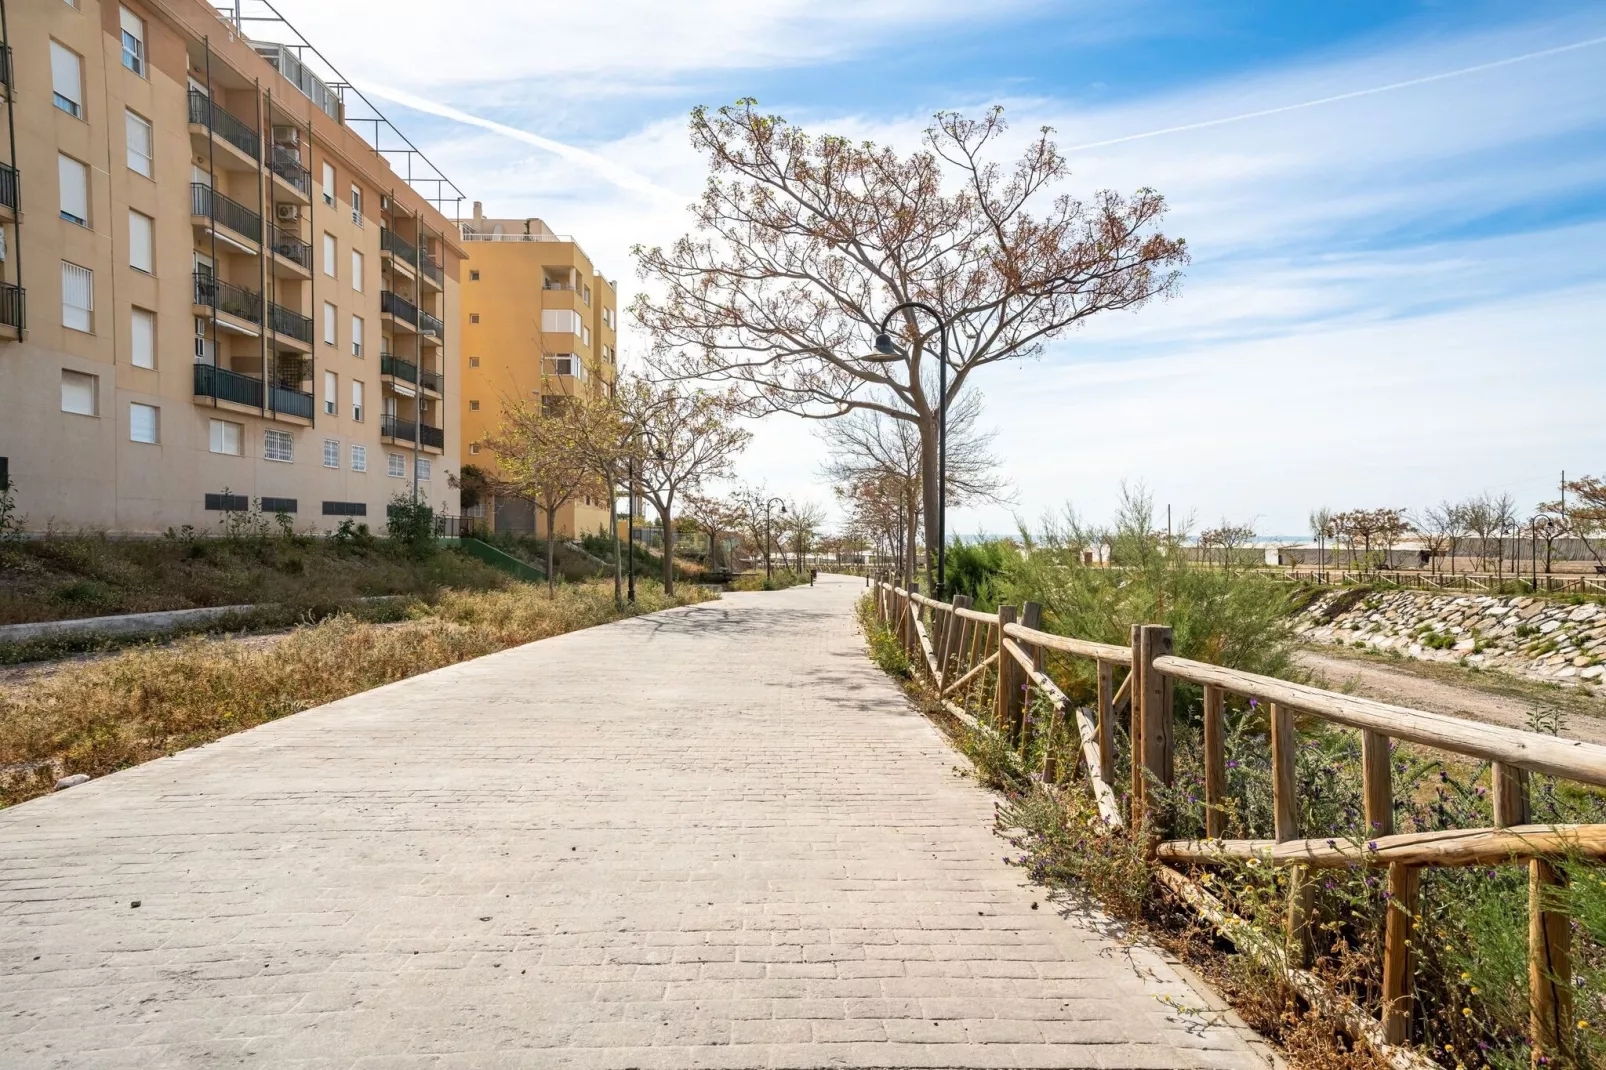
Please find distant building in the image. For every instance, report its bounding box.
[0,0,464,532]
[457,204,618,538]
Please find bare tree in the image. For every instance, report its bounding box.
[635,102,1186,591]
[1416,502,1459,574]
[1308,507,1334,575]
[484,398,603,594]
[1554,475,1606,568]
[783,499,828,572]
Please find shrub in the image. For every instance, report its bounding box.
[945,538,1011,610]
[855,594,909,678]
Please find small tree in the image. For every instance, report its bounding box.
[1556,475,1606,570]
[484,398,602,593]
[1308,507,1334,575]
[785,500,827,572]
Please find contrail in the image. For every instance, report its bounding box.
[361,82,680,202]
[1065,34,1606,152]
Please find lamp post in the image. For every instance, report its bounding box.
[872,302,950,600]
[626,455,636,604]
[765,497,786,580]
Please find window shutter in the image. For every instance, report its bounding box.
[61,371,97,415]
[129,211,154,272]
[130,403,159,444]
[58,155,88,223]
[131,308,155,369]
[51,42,82,113]
[126,111,153,176]
[61,262,93,331]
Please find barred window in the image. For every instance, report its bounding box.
[264,429,294,463]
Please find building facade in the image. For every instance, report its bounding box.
[457,205,617,538]
[0,0,463,533]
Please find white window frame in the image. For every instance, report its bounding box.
[60,369,97,416]
[322,302,337,346]
[120,7,146,77]
[322,162,335,206]
[323,369,337,416]
[51,41,84,118]
[351,315,364,357]
[209,418,243,456]
[61,262,93,333]
[415,458,432,482]
[58,154,89,226]
[129,209,155,273]
[322,438,340,469]
[263,429,294,463]
[350,184,363,226]
[351,249,363,293]
[125,109,153,177]
[129,402,159,444]
[387,452,405,478]
[322,233,337,277]
[350,444,367,472]
[130,307,155,369]
[351,380,364,422]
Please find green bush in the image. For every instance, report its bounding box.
[945,538,1011,610]
[854,594,909,678]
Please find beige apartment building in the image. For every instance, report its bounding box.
[0,0,464,533]
[458,206,618,538]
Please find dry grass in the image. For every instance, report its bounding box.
[0,581,712,807]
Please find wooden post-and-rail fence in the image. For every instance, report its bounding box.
[871,576,1606,1067]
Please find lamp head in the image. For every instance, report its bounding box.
[780,504,788,515]
[873,332,898,356]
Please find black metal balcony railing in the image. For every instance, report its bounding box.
[193,272,263,324]
[194,362,263,408]
[0,282,24,332]
[269,382,314,420]
[192,183,262,244]
[418,310,444,339]
[269,224,312,270]
[188,89,260,160]
[381,353,418,383]
[420,368,443,394]
[380,290,418,325]
[381,415,415,441]
[420,256,443,286]
[0,162,17,213]
[269,302,313,345]
[380,227,417,265]
[420,423,444,450]
[268,146,310,196]
[0,46,12,94]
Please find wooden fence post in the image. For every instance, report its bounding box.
[1015,602,1042,750]
[1362,731,1393,837]
[1364,727,1416,1045]
[1531,860,1574,1067]
[942,595,971,686]
[904,581,920,662]
[1493,762,1530,827]
[1137,625,1174,837]
[1129,625,1145,826]
[1096,659,1115,787]
[995,605,1018,735]
[1203,683,1226,839]
[1271,702,1316,967]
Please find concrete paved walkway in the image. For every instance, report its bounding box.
[0,575,1269,1069]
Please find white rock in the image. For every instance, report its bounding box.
[54,774,91,791]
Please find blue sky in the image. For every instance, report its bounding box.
[278,0,1606,538]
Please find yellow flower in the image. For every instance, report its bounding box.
[1580,1020,1591,1030]
[1470,986,1480,995]
[1460,972,1471,981]
[1462,1007,1473,1017]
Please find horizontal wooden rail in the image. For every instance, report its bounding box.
[952,604,996,623]
[1152,655,1606,786]
[1158,824,1606,869]
[941,651,996,697]
[1004,621,1131,665]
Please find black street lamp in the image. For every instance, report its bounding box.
[872,302,950,600]
[626,456,637,604]
[765,497,786,580]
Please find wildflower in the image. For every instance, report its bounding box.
[1580,1020,1591,1030]
[1462,1007,1472,1016]
[1460,972,1471,982]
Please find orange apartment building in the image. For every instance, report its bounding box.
[457,205,618,537]
[0,0,465,532]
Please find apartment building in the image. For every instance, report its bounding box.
[457,205,618,537]
[0,0,463,533]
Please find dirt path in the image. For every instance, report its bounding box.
[1297,646,1606,745]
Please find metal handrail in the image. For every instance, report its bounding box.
[381,415,417,441]
[187,89,260,160]
[0,282,24,331]
[268,302,313,344]
[193,273,262,324]
[420,368,443,394]
[418,309,444,338]
[0,163,17,212]
[269,382,313,419]
[420,256,443,285]
[267,146,310,195]
[193,362,263,407]
[380,227,417,264]
[192,183,262,243]
[381,354,419,383]
[380,290,417,325]
[420,423,444,449]
[269,224,312,269]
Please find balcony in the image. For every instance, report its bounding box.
[420,255,443,288]
[418,309,444,340]
[0,45,12,96]
[191,183,261,246]
[268,146,310,199]
[421,423,444,450]
[420,368,443,395]
[269,302,313,346]
[380,227,417,265]
[380,290,418,328]
[269,224,312,273]
[193,273,262,326]
[269,382,314,420]
[381,414,416,442]
[0,162,16,217]
[188,89,260,161]
[381,353,418,384]
[0,282,23,335]
[194,362,263,408]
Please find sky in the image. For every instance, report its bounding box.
[271,0,1606,539]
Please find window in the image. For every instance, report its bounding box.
[387,452,405,477]
[322,302,336,345]
[469,270,480,281]
[129,402,159,444]
[351,380,364,422]
[350,444,367,472]
[60,370,97,416]
[469,399,480,410]
[321,162,335,206]
[469,443,480,455]
[209,419,242,455]
[205,492,249,512]
[51,42,83,118]
[260,497,297,514]
[322,500,366,517]
[415,458,432,481]
[264,429,294,462]
[351,316,363,356]
[469,313,480,324]
[351,250,364,292]
[350,185,362,226]
[322,438,340,468]
[582,325,591,347]
[128,211,154,273]
[125,110,153,177]
[120,7,146,76]
[194,316,214,364]
[541,309,582,334]
[58,154,89,225]
[583,284,591,306]
[469,356,480,368]
[61,262,93,332]
[323,370,337,415]
[322,233,336,277]
[130,308,155,369]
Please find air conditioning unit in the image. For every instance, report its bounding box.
[271,125,301,150]
[276,204,300,222]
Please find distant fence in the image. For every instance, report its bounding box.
[872,576,1606,1066]
[1286,568,1606,595]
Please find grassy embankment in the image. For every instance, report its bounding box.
[871,494,1606,1070]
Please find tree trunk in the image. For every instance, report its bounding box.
[658,502,675,596]
[545,505,558,595]
[918,411,940,593]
